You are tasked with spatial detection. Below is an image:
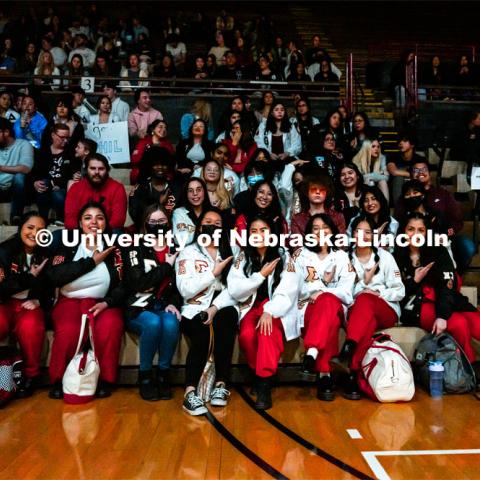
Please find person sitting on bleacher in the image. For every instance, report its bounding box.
[0,118,34,225]
[394,159,475,274]
[102,82,130,123]
[0,212,50,398]
[394,212,480,385]
[64,153,127,232]
[129,147,177,231]
[68,138,97,190]
[32,123,72,225]
[13,95,48,150]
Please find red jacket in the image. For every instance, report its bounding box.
[130,137,175,185]
[64,177,127,230]
[222,139,258,174]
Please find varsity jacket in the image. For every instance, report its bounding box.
[227,249,301,341]
[122,244,181,321]
[350,248,405,318]
[172,207,196,247]
[0,237,51,306]
[396,246,476,325]
[45,243,125,308]
[293,248,355,326]
[254,122,302,158]
[175,243,239,320]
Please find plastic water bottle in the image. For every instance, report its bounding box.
[429,361,444,397]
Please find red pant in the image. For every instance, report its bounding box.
[49,297,124,383]
[238,300,285,378]
[346,293,398,371]
[302,293,344,372]
[0,299,45,378]
[420,300,480,363]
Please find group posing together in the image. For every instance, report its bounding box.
[0,91,479,415]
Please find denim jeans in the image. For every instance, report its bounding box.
[452,235,477,274]
[10,173,26,220]
[36,186,66,221]
[126,301,180,371]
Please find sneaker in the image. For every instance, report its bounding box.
[210,384,230,407]
[183,391,208,416]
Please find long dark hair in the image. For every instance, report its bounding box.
[243,213,284,292]
[187,118,210,150]
[352,111,375,138]
[77,201,112,234]
[359,185,390,232]
[304,213,339,253]
[320,108,344,136]
[194,207,233,285]
[178,177,212,224]
[247,180,283,230]
[336,162,364,197]
[349,214,380,275]
[234,120,255,151]
[265,102,291,134]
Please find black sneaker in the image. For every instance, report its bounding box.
[139,370,160,401]
[343,373,362,400]
[157,370,172,400]
[183,391,208,416]
[300,354,316,380]
[210,383,230,407]
[316,375,335,401]
[49,381,63,400]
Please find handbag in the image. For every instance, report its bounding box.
[0,346,22,408]
[197,323,216,402]
[63,314,100,404]
[359,333,415,403]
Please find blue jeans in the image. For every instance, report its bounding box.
[10,173,26,220]
[126,302,180,371]
[452,235,477,274]
[36,186,66,221]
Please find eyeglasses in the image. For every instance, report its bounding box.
[54,132,70,141]
[413,167,428,174]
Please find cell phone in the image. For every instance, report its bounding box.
[192,311,208,323]
[315,155,325,167]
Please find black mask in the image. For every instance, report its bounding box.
[145,222,169,235]
[201,225,220,237]
[404,195,424,212]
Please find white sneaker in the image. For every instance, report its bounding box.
[210,385,230,407]
[182,391,208,416]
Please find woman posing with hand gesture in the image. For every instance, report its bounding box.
[394,213,480,378]
[46,202,125,400]
[175,207,238,415]
[228,214,300,410]
[294,214,355,401]
[332,215,405,400]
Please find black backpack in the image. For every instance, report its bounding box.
[414,333,476,394]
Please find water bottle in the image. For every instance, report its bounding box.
[429,361,444,397]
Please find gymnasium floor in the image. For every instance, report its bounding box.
[1,386,479,479]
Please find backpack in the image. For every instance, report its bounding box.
[359,333,415,403]
[0,346,23,408]
[413,332,476,394]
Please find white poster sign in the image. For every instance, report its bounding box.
[80,76,95,93]
[85,121,130,165]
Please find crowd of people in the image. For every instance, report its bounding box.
[0,5,480,416]
[1,78,480,415]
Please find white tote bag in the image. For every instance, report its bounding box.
[63,314,100,404]
[361,334,415,403]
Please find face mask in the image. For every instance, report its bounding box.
[201,225,220,237]
[247,174,264,187]
[145,222,169,235]
[404,195,424,212]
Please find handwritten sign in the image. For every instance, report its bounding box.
[80,76,95,93]
[85,121,129,165]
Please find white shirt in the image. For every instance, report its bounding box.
[186,143,206,163]
[111,97,130,122]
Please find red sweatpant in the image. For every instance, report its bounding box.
[302,292,344,372]
[346,293,398,371]
[238,300,285,378]
[419,300,480,363]
[49,297,124,383]
[0,299,45,378]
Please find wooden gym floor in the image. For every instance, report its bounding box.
[1,385,480,480]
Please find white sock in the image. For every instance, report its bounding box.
[319,373,331,378]
[307,347,318,360]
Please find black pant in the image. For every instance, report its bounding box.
[181,306,238,388]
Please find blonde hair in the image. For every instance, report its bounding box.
[192,100,212,124]
[201,160,232,210]
[37,51,55,75]
[352,140,382,175]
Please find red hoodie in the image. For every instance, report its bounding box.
[64,177,127,230]
[222,139,258,174]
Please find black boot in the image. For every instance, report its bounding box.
[330,340,357,373]
[300,353,316,380]
[96,380,114,399]
[138,370,160,401]
[316,375,335,401]
[48,381,63,400]
[343,372,361,400]
[254,377,272,410]
[157,370,172,400]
